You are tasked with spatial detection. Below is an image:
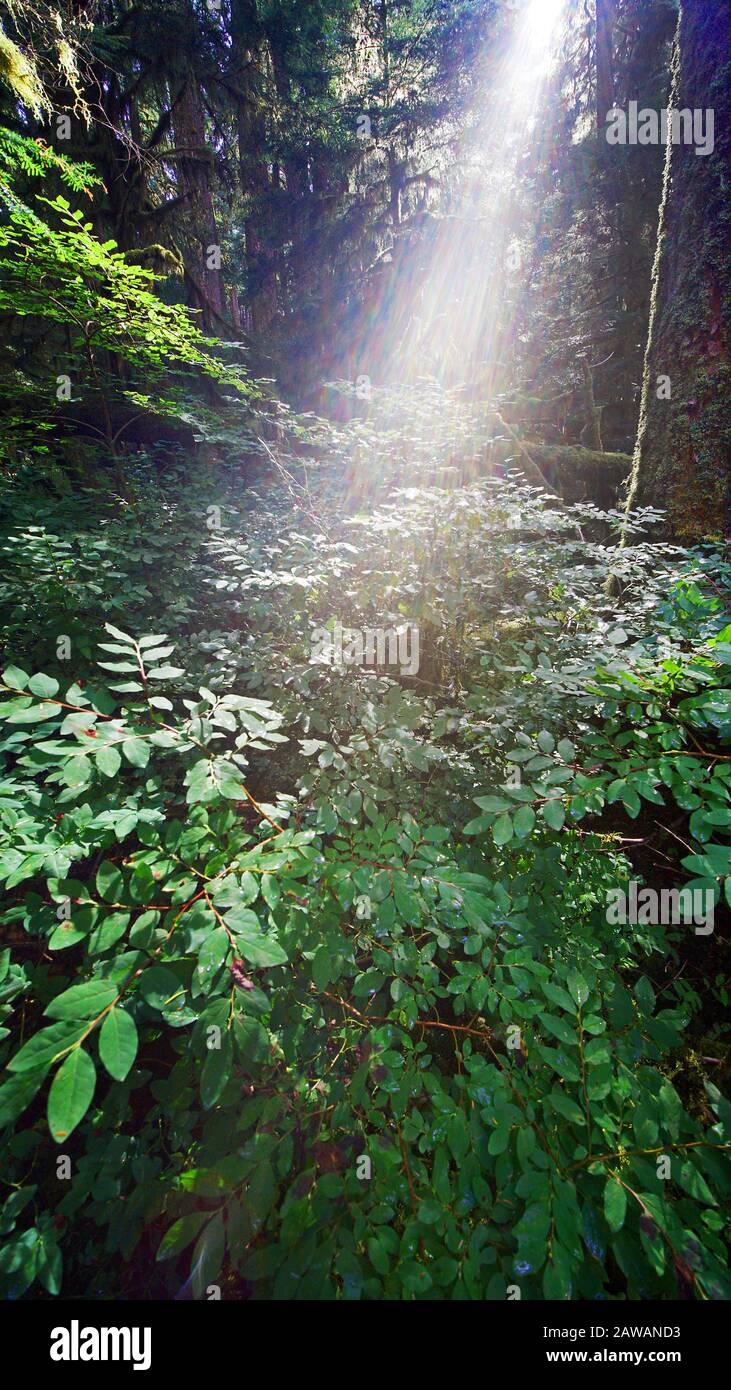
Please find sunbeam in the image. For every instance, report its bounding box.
[0,0,727,1322]
[357,0,570,392]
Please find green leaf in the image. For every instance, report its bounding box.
[122,738,151,769]
[546,1092,586,1126]
[36,1239,63,1295]
[47,1047,96,1142]
[260,874,280,909]
[96,744,122,778]
[542,799,565,831]
[581,1014,606,1035]
[474,795,512,813]
[87,912,129,955]
[541,981,576,1013]
[147,665,185,680]
[220,904,259,935]
[140,646,175,662]
[493,814,513,846]
[96,861,123,902]
[45,980,117,1021]
[6,701,62,724]
[156,1212,210,1262]
[463,815,491,836]
[0,1067,48,1126]
[2,665,29,689]
[513,805,536,839]
[190,1212,225,1299]
[139,966,183,1011]
[225,912,287,967]
[542,1244,572,1298]
[200,1032,233,1108]
[540,1013,577,1048]
[104,623,135,644]
[567,970,589,1009]
[99,1007,138,1082]
[232,1014,269,1064]
[0,1229,38,1293]
[367,1235,390,1276]
[516,1125,536,1169]
[238,872,260,906]
[603,1179,627,1233]
[634,976,655,1015]
[677,1162,716,1206]
[7,1022,86,1074]
[28,673,60,698]
[216,760,248,800]
[61,755,93,789]
[196,928,230,986]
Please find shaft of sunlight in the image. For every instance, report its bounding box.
[364,0,569,394]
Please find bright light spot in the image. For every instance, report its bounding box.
[513,0,567,81]
[522,0,566,46]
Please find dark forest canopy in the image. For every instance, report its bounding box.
[0,0,729,1320]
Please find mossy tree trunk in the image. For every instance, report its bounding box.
[625,0,731,540]
[172,3,225,330]
[231,0,279,335]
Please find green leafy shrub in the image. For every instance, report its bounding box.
[0,387,728,1301]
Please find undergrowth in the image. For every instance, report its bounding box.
[0,386,729,1301]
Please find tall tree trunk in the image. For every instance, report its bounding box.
[230,0,278,334]
[595,0,615,134]
[267,35,311,316]
[172,6,224,329]
[380,0,401,227]
[625,0,731,540]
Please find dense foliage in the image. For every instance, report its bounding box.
[0,387,729,1301]
[0,0,728,1307]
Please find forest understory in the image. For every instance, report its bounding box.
[0,0,729,1313]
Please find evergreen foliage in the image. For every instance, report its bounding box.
[0,0,728,1307]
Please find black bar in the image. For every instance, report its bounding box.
[1,1296,724,1377]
